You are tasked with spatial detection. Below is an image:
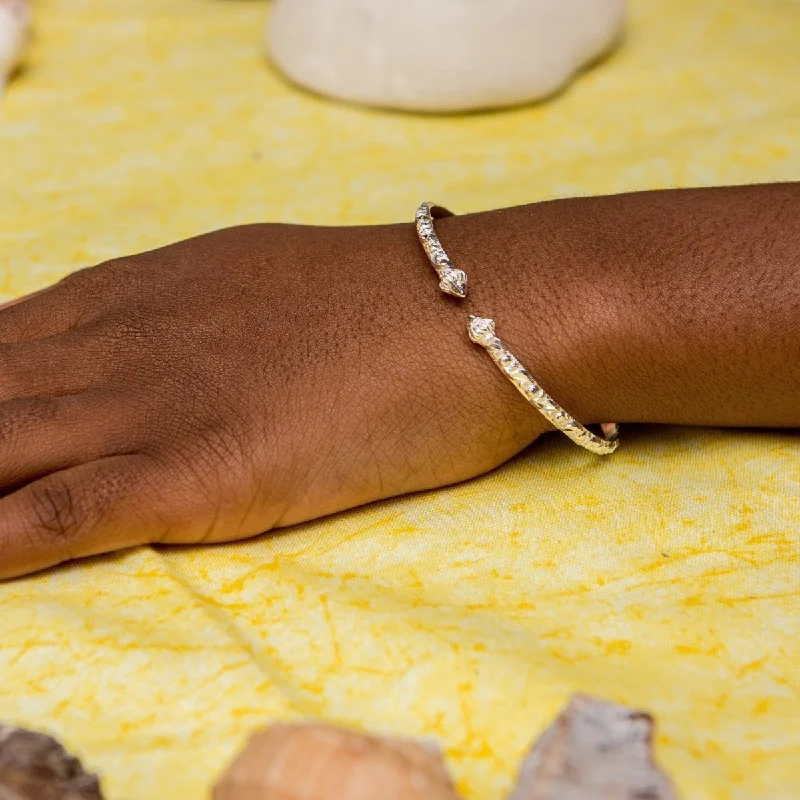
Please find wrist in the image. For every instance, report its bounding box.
[432,201,628,431]
[434,184,800,434]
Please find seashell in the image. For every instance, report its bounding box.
[213,722,463,800]
[0,724,104,800]
[508,695,680,800]
[266,0,626,112]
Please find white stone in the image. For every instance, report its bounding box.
[0,0,29,92]
[266,0,626,112]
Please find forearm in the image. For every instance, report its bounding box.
[432,183,800,430]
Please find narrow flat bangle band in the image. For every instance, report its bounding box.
[415,202,468,298]
[468,315,620,456]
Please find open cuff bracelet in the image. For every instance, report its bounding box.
[415,201,620,456]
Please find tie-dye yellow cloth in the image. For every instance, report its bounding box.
[1,1,799,797]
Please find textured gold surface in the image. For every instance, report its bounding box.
[415,201,467,298]
[468,316,619,455]
[1,1,799,799]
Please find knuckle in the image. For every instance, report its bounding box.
[98,257,149,294]
[44,266,113,328]
[100,311,170,346]
[55,264,103,302]
[0,349,27,398]
[58,257,140,306]
[28,476,84,542]
[0,398,59,447]
[161,418,243,487]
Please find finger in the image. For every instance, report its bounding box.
[0,328,112,401]
[0,393,134,490]
[0,268,104,343]
[0,284,77,342]
[0,286,50,313]
[0,454,163,579]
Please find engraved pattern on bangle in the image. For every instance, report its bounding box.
[415,202,468,298]
[468,316,620,455]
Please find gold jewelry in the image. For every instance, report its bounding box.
[415,201,620,456]
[415,202,468,298]
[468,316,619,455]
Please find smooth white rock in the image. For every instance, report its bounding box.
[266,0,626,112]
[0,0,29,91]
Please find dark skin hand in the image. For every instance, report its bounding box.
[0,182,797,578]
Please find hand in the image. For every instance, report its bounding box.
[0,222,546,578]
[3,182,798,578]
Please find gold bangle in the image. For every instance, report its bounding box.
[415,202,468,298]
[415,201,620,456]
[468,316,619,455]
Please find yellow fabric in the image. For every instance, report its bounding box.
[1,0,799,797]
